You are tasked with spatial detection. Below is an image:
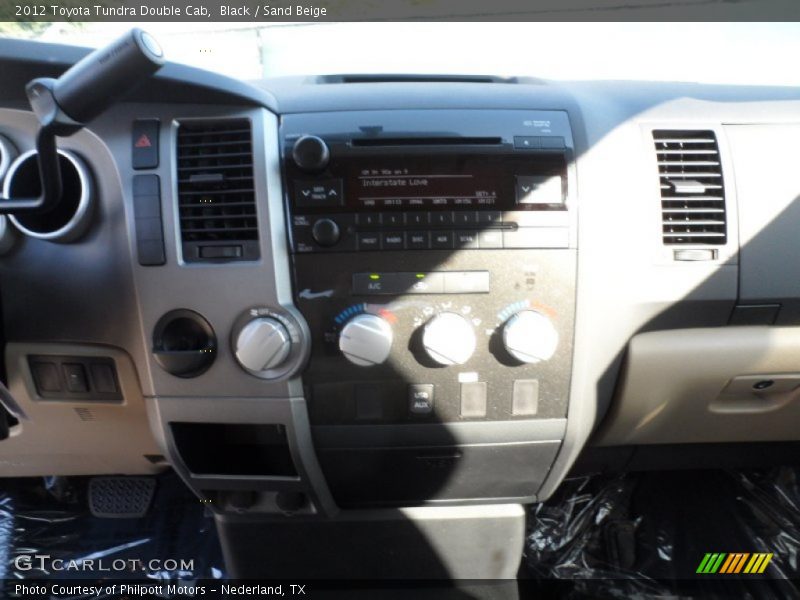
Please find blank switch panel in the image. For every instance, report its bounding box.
[28,355,122,402]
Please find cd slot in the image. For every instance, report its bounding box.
[351,137,502,147]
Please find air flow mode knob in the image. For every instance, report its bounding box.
[422,312,477,366]
[339,314,393,367]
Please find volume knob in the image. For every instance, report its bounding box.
[339,314,393,367]
[292,135,330,172]
[235,317,292,373]
[502,310,558,364]
[422,312,476,366]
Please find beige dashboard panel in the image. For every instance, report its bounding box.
[0,343,166,476]
[595,326,800,446]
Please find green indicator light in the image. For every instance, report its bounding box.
[369,274,381,280]
[416,273,426,279]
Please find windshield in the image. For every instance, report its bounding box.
[2,22,799,86]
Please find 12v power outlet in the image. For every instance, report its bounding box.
[152,309,216,377]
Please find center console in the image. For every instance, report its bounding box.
[281,109,578,506]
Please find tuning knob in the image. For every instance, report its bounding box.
[292,135,330,172]
[235,317,292,373]
[502,310,558,364]
[422,312,476,366]
[312,218,340,247]
[339,313,393,367]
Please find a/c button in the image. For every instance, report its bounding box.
[352,272,400,295]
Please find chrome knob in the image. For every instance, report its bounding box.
[235,317,292,373]
[422,312,476,366]
[339,313,393,367]
[502,310,558,364]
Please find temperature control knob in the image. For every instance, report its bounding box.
[422,312,476,366]
[502,310,558,364]
[235,317,292,373]
[339,314,393,367]
[292,135,330,172]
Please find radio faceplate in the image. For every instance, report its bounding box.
[282,109,576,255]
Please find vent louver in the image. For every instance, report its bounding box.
[654,130,726,245]
[176,119,259,262]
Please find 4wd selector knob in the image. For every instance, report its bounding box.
[339,314,393,367]
[235,317,292,373]
[292,135,330,172]
[422,312,476,366]
[502,310,558,364]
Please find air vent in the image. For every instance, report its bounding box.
[654,130,726,245]
[176,119,259,262]
[317,74,516,84]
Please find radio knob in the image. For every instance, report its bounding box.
[502,310,558,364]
[235,317,292,373]
[312,218,340,247]
[339,314,393,367]
[292,135,330,172]
[422,312,476,366]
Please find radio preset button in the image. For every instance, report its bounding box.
[430,211,454,226]
[453,211,478,226]
[405,212,428,227]
[407,231,430,250]
[478,211,502,225]
[382,213,404,228]
[478,230,503,249]
[431,231,454,249]
[382,232,405,250]
[455,231,479,249]
[355,213,382,227]
[357,232,381,251]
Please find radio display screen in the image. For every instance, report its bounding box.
[341,153,565,210]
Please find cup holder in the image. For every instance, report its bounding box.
[152,309,217,378]
[3,149,94,243]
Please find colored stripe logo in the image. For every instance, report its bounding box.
[697,553,773,574]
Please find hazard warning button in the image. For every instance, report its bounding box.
[132,119,159,170]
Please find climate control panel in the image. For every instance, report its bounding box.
[292,249,576,425]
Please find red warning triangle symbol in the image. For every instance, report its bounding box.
[134,134,152,148]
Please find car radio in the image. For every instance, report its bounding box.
[280,109,577,506]
[284,111,573,254]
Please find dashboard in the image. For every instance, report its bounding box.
[1,36,800,529]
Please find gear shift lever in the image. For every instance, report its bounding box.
[0,28,164,214]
